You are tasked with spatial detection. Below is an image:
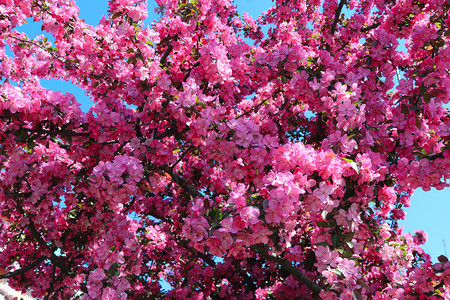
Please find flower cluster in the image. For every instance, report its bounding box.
[0,0,449,298]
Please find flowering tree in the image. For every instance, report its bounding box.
[0,0,449,298]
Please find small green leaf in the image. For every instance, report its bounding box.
[331,269,343,276]
[109,262,120,276]
[332,234,340,248]
[317,221,329,228]
[343,232,355,242]
[342,157,353,163]
[315,242,329,248]
[343,250,353,258]
[401,104,409,115]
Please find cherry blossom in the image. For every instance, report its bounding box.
[0,0,449,298]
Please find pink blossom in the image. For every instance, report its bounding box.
[338,258,360,279]
[413,230,428,245]
[89,269,105,282]
[239,206,260,225]
[231,215,248,233]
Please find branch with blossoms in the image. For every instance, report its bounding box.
[15,203,71,276]
[329,0,347,35]
[251,245,322,296]
[10,36,70,67]
[158,163,324,294]
[1,0,449,298]
[0,256,46,279]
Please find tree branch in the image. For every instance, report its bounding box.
[182,241,216,267]
[20,127,90,137]
[170,146,193,169]
[361,22,381,33]
[163,167,204,199]
[0,256,46,279]
[160,43,174,65]
[156,166,324,295]
[10,36,68,66]
[16,204,71,275]
[251,245,322,296]
[329,0,347,35]
[429,151,445,160]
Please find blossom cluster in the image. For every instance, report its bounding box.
[0,0,449,299]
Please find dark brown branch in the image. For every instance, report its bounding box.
[429,151,444,160]
[236,99,267,120]
[163,167,203,199]
[308,112,324,144]
[43,265,57,300]
[361,22,381,33]
[0,256,46,279]
[160,44,174,65]
[145,211,217,267]
[329,0,347,35]
[183,242,216,267]
[16,204,71,275]
[10,36,68,66]
[154,156,325,295]
[157,166,324,295]
[170,146,193,169]
[251,245,322,296]
[154,123,178,139]
[21,128,90,137]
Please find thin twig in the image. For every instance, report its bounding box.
[156,165,324,295]
[20,127,90,137]
[236,99,267,119]
[16,204,71,275]
[170,146,193,169]
[10,36,68,66]
[163,166,203,199]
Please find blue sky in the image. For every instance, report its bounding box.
[10,0,449,262]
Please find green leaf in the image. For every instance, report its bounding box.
[343,232,355,242]
[423,92,432,103]
[332,234,340,248]
[317,221,329,228]
[331,269,343,276]
[342,157,354,163]
[343,250,353,258]
[307,57,316,66]
[401,104,409,115]
[109,262,120,276]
